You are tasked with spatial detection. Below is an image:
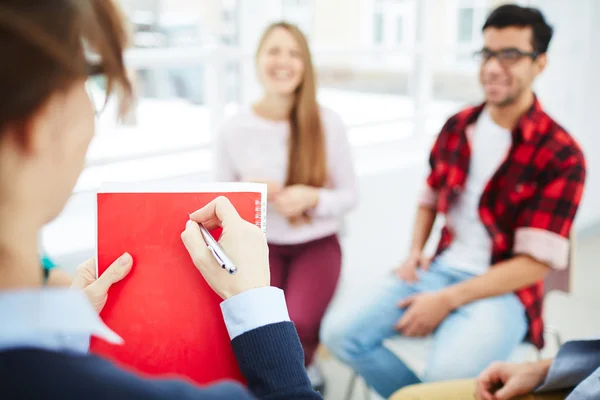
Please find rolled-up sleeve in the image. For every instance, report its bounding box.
[513,157,586,270]
[419,183,437,209]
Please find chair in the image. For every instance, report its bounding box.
[343,234,574,400]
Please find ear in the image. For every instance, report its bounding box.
[16,95,58,158]
[1,117,37,157]
[534,53,548,76]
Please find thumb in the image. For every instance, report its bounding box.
[89,253,133,294]
[398,295,414,308]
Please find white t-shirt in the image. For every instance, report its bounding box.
[437,109,512,275]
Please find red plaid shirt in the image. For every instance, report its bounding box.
[421,97,586,349]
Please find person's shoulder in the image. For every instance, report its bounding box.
[442,103,481,131]
[318,106,348,141]
[0,349,248,400]
[218,106,258,139]
[537,111,586,167]
[319,106,345,127]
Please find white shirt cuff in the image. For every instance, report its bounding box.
[62,334,91,353]
[220,287,290,340]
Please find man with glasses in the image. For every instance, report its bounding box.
[324,4,586,398]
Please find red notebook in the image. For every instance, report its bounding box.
[90,182,267,385]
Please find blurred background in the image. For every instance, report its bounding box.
[43,0,599,397]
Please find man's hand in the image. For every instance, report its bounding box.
[274,184,319,218]
[395,251,431,283]
[184,196,270,300]
[475,360,552,400]
[70,253,133,314]
[395,291,452,337]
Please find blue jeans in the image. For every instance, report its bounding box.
[324,260,528,398]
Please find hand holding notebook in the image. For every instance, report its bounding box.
[90,182,267,386]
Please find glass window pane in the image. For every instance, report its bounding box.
[396,16,404,44]
[373,13,384,44]
[457,8,474,43]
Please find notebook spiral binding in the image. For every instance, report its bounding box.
[255,199,267,233]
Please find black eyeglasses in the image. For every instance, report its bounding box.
[85,63,108,115]
[473,48,539,67]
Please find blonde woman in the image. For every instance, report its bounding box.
[215,22,359,391]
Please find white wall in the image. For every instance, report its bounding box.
[237,0,284,104]
[533,0,600,232]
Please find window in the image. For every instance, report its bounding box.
[282,0,313,40]
[46,0,473,267]
[223,9,234,23]
[396,16,404,44]
[373,12,384,44]
[457,7,474,43]
[283,0,309,5]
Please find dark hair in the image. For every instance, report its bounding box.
[483,4,554,54]
[0,0,132,134]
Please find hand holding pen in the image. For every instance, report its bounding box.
[181,197,270,300]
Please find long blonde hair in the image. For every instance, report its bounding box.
[256,22,327,190]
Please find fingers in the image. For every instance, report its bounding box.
[475,381,496,400]
[266,181,283,196]
[395,303,430,337]
[406,267,419,282]
[274,202,302,219]
[90,252,133,294]
[189,197,240,228]
[477,364,504,400]
[395,268,406,281]
[404,319,430,337]
[274,195,291,211]
[396,267,417,283]
[420,256,431,271]
[400,321,427,337]
[181,220,217,271]
[395,311,411,333]
[398,296,414,309]
[393,316,405,332]
[76,258,96,274]
[197,217,220,231]
[494,381,518,400]
[71,258,97,289]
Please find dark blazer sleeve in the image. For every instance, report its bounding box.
[536,340,600,393]
[1,322,322,400]
[103,321,320,400]
[231,321,322,399]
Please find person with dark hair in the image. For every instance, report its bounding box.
[483,4,554,54]
[0,1,321,399]
[324,4,586,398]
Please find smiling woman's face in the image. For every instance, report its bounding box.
[256,26,305,97]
